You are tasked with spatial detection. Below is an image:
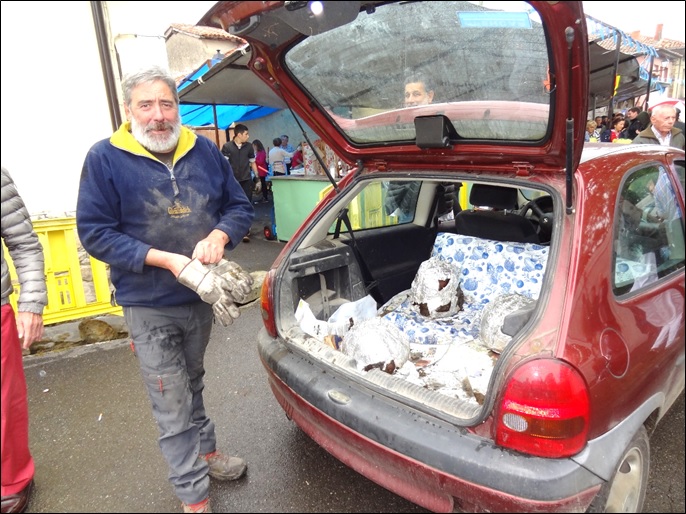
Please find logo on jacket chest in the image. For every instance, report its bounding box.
[168,200,192,218]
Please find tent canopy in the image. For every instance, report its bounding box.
[178,47,284,129]
[588,41,651,108]
[585,14,661,109]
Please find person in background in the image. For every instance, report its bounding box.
[675,108,685,133]
[600,115,609,131]
[388,74,459,223]
[585,120,598,142]
[600,116,624,142]
[609,117,625,142]
[279,135,295,174]
[290,143,304,170]
[632,104,685,150]
[650,169,682,223]
[404,73,435,107]
[269,137,295,177]
[1,167,48,514]
[76,66,254,514]
[222,124,260,242]
[592,116,604,139]
[636,108,651,132]
[621,107,644,140]
[252,139,270,204]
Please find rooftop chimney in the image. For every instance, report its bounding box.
[654,24,663,41]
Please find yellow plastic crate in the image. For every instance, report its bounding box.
[2,217,122,325]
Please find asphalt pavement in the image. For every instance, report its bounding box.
[20,197,685,513]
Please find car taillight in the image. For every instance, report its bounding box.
[495,359,589,458]
[260,269,277,337]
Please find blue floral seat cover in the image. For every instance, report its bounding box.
[380,233,549,347]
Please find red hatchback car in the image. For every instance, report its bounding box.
[201,2,685,512]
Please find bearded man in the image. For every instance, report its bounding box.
[76,66,254,513]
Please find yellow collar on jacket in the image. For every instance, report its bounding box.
[110,121,197,165]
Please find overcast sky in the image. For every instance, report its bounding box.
[105,0,217,36]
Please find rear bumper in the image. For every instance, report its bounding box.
[258,329,602,513]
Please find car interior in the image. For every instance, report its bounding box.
[277,177,554,408]
[287,177,554,316]
[448,184,540,243]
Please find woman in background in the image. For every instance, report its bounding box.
[600,117,625,142]
[585,120,597,142]
[252,139,270,203]
[609,117,626,142]
[291,143,304,170]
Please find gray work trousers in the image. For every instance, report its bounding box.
[124,303,215,505]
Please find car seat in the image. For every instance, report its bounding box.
[452,184,539,243]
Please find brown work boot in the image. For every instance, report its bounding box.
[201,451,247,481]
[182,498,211,513]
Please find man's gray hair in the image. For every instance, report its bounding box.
[404,71,434,92]
[121,65,179,107]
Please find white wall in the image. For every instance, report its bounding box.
[0,1,216,216]
[1,2,111,216]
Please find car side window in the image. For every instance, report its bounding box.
[383,181,420,225]
[328,181,417,234]
[613,164,685,295]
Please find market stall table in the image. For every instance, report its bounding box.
[270,175,333,242]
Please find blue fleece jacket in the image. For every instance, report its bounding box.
[76,123,254,307]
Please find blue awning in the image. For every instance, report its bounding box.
[179,103,279,128]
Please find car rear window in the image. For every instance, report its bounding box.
[284,1,551,144]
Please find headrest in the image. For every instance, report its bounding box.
[469,184,518,210]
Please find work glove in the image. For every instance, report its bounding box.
[210,291,241,327]
[206,259,254,304]
[177,259,241,326]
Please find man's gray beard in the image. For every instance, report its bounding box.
[130,116,181,153]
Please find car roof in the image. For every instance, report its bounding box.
[199,1,589,174]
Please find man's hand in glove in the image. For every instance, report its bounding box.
[210,292,241,327]
[206,259,254,304]
[177,258,241,326]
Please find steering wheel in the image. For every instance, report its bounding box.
[519,196,554,243]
